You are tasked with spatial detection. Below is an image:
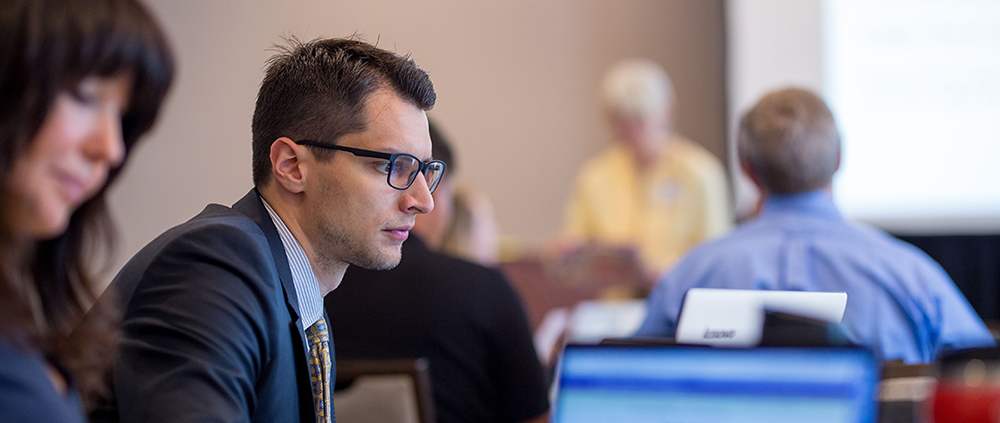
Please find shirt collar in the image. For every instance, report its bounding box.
[260,196,326,331]
[760,189,843,222]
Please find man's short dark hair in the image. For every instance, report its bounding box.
[737,88,840,194]
[427,119,454,175]
[251,37,436,187]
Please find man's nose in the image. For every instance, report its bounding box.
[402,174,435,215]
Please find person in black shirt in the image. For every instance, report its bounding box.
[326,122,549,423]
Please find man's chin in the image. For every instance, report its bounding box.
[352,247,402,271]
[368,257,401,271]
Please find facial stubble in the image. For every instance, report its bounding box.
[311,177,402,272]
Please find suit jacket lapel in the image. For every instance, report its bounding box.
[233,189,335,421]
[232,189,303,327]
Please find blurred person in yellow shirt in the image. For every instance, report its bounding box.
[561,59,731,278]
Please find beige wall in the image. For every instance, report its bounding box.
[106,0,726,284]
[727,0,823,217]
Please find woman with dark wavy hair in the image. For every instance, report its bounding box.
[0,0,174,420]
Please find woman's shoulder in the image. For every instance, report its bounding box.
[0,338,86,423]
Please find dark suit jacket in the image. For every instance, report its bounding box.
[111,189,330,423]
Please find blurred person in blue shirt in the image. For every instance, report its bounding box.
[635,88,994,363]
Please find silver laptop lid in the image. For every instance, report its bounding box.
[675,288,847,347]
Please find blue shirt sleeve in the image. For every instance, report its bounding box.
[634,272,679,337]
[922,260,996,357]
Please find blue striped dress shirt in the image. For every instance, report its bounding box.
[261,197,326,332]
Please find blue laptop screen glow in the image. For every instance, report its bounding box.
[553,346,879,423]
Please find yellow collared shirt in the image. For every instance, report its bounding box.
[563,137,732,275]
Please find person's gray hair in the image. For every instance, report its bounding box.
[737,88,841,194]
[601,59,674,117]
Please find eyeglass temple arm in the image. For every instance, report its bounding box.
[294,140,392,160]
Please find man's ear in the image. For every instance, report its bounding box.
[270,137,309,194]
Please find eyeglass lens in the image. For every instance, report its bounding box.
[389,155,445,192]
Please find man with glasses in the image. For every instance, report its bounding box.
[107,38,441,423]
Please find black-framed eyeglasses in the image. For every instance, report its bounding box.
[295,140,447,193]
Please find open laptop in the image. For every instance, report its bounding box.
[675,288,847,347]
[552,344,879,423]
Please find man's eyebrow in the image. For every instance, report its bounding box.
[380,146,433,162]
[364,146,400,156]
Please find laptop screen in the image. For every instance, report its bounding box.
[553,345,879,423]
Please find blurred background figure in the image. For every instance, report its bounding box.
[559,58,731,279]
[635,88,994,364]
[0,0,173,421]
[416,123,501,266]
[327,121,549,423]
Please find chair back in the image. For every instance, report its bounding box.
[333,358,435,423]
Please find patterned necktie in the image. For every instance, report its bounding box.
[307,317,333,423]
